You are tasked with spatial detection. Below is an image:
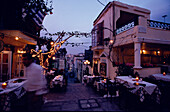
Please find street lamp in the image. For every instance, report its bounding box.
[84,60,90,75]
[103,37,114,58]
[104,37,114,46]
[104,38,110,46]
[162,15,167,23]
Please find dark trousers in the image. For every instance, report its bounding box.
[25,91,44,111]
[11,91,43,111]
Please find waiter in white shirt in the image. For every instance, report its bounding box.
[22,53,48,111]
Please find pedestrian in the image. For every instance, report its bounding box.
[22,53,48,111]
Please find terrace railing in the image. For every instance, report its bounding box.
[147,20,170,30]
[116,21,135,35]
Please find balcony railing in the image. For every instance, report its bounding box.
[116,21,135,35]
[147,20,170,30]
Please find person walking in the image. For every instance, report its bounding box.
[22,53,48,111]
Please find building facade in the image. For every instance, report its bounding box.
[73,53,84,82]
[91,1,170,79]
[0,0,51,81]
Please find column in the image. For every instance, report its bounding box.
[133,42,142,69]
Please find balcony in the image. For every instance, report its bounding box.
[91,22,104,51]
[116,21,135,35]
[147,20,170,30]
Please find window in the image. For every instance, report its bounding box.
[15,54,24,77]
[0,51,12,82]
[91,21,104,47]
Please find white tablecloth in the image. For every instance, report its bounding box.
[51,75,63,88]
[0,78,27,111]
[116,76,157,95]
[47,70,55,75]
[94,80,106,91]
[0,78,27,96]
[83,75,95,83]
[115,76,161,103]
[152,74,170,82]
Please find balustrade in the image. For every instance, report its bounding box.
[147,20,170,30]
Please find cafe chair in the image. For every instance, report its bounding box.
[98,83,106,96]
[143,75,158,84]
[95,76,104,82]
[157,80,170,110]
[107,80,119,103]
[118,81,137,111]
[93,77,104,91]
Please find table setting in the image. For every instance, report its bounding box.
[151,73,170,82]
[115,76,161,103]
[83,75,95,84]
[50,75,64,88]
[47,70,55,75]
[0,78,27,111]
[0,78,27,94]
[95,79,107,91]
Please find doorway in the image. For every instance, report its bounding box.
[0,51,12,82]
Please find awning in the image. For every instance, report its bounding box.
[0,30,37,47]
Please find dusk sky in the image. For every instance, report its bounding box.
[41,0,170,55]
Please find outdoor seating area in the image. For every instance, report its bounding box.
[83,75,119,98]
[0,70,67,111]
[83,74,170,111]
[45,69,67,91]
[0,78,27,111]
[143,73,170,110]
[50,75,64,88]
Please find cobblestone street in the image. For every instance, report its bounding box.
[41,76,123,111]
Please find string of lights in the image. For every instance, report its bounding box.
[31,32,75,68]
[63,42,91,47]
[40,28,92,48]
[41,31,91,38]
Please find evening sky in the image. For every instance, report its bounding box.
[41,0,170,54]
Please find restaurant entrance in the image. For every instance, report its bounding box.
[0,51,12,82]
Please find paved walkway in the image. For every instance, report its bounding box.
[41,75,170,112]
[41,79,123,111]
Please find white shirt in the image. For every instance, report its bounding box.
[24,63,48,95]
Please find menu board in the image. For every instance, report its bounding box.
[100,63,107,76]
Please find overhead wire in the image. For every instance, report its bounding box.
[97,0,106,6]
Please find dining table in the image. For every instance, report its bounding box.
[115,76,161,103]
[0,78,27,111]
[47,70,55,75]
[50,75,63,88]
[151,74,170,82]
[95,79,107,91]
[83,75,95,84]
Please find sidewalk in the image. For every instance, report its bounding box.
[41,83,123,111]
